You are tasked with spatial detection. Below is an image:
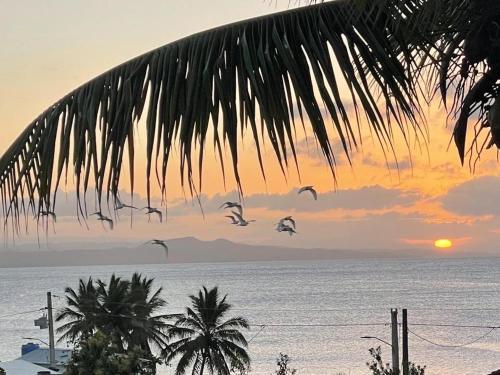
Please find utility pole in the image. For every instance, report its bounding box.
[391,309,400,375]
[47,292,56,368]
[402,309,409,375]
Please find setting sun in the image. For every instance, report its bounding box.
[434,239,453,249]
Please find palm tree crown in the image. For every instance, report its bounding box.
[56,277,100,343]
[0,0,498,229]
[165,286,250,375]
[56,273,173,353]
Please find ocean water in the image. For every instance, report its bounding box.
[1,258,500,375]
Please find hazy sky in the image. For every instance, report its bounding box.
[1,1,500,253]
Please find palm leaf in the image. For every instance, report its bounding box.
[1,0,472,229]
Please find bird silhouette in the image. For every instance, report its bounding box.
[115,196,137,210]
[276,222,297,236]
[219,201,243,215]
[143,207,162,223]
[144,239,169,258]
[225,215,239,225]
[298,186,317,200]
[91,212,114,230]
[232,211,255,227]
[277,216,296,229]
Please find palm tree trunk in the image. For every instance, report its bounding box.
[199,350,207,375]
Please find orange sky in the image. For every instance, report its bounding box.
[1,1,499,252]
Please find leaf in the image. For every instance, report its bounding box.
[0,0,446,230]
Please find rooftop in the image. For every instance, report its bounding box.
[17,348,72,366]
[0,359,60,374]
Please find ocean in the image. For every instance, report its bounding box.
[1,258,500,375]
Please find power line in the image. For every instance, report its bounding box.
[0,308,46,320]
[410,323,500,329]
[16,306,500,351]
[48,296,500,312]
[408,327,497,348]
[7,305,500,333]
[51,305,500,330]
[249,323,390,327]
[248,325,267,344]
[53,308,391,327]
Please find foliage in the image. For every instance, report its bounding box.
[366,347,426,375]
[165,286,250,375]
[274,353,297,375]
[65,331,158,375]
[0,367,5,375]
[230,359,252,375]
[2,0,493,231]
[56,273,174,357]
[367,346,393,375]
[55,277,101,343]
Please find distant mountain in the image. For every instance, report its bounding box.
[0,236,455,268]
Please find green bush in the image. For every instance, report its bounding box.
[65,331,158,375]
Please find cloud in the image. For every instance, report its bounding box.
[166,185,423,216]
[362,153,412,171]
[442,176,500,216]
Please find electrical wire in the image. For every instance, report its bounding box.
[44,295,500,312]
[247,325,267,344]
[51,305,500,330]
[6,304,500,351]
[53,308,391,327]
[408,327,497,348]
[410,323,500,329]
[0,308,46,320]
[249,323,390,327]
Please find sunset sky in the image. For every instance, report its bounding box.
[1,0,500,253]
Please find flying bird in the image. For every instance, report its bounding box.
[225,215,239,225]
[219,201,243,215]
[94,213,114,230]
[143,207,163,223]
[232,211,255,227]
[276,222,297,236]
[280,225,297,236]
[298,186,317,200]
[277,216,296,229]
[144,239,169,258]
[99,217,114,230]
[115,196,137,210]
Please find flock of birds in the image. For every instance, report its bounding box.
[38,186,319,260]
[221,185,317,236]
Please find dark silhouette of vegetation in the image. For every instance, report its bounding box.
[2,1,499,231]
[230,359,252,375]
[65,331,158,375]
[165,286,250,375]
[274,353,297,375]
[367,347,426,375]
[56,273,174,368]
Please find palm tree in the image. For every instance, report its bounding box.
[56,277,100,343]
[127,273,174,354]
[165,286,250,375]
[0,0,498,227]
[57,273,172,356]
[96,274,132,351]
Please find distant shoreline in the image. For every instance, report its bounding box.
[0,237,495,269]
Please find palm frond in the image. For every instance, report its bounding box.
[0,0,429,229]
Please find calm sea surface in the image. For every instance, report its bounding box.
[1,258,500,375]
